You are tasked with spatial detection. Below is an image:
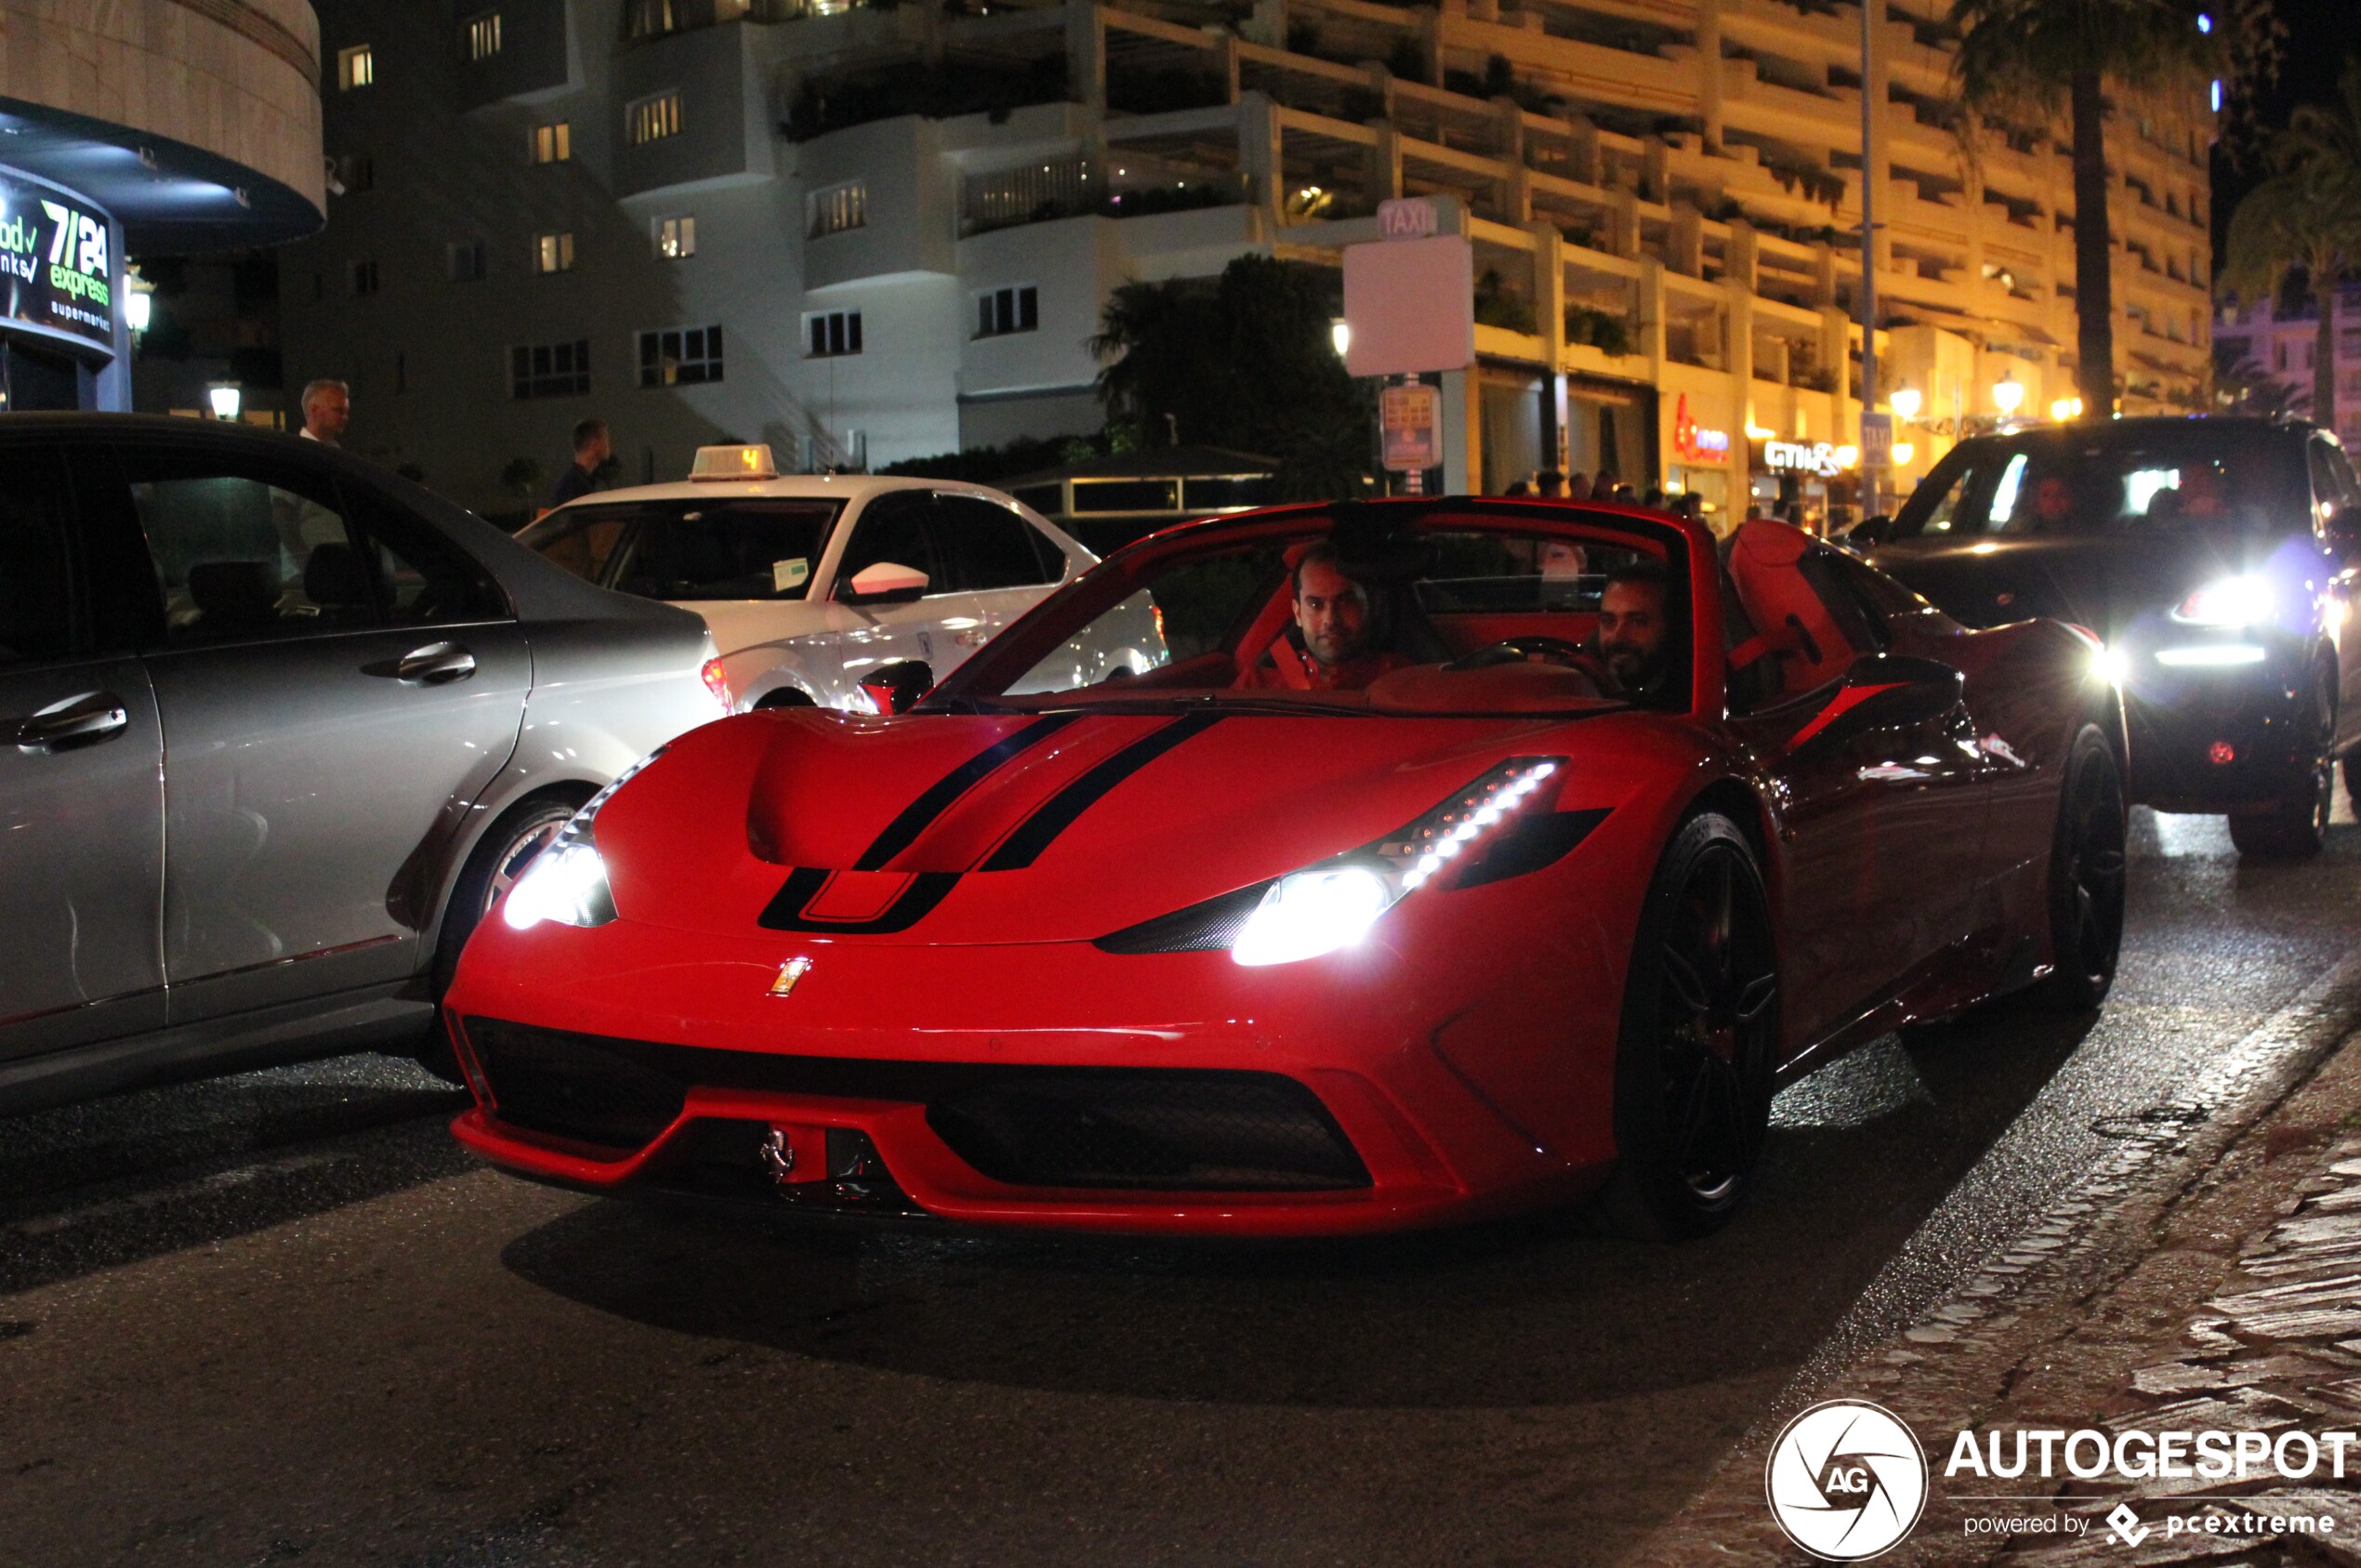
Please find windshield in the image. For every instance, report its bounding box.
[519,498,845,600]
[1893,428,2306,540]
[932,513,1684,717]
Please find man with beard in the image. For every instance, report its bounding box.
[1594,559,1674,705]
[1247,542,1410,691]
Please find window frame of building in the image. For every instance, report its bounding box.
[627,91,682,147]
[463,9,502,62]
[447,239,487,283]
[807,181,868,240]
[337,45,374,90]
[638,324,725,387]
[532,232,576,275]
[805,310,863,359]
[626,0,677,39]
[349,258,380,296]
[975,284,1039,338]
[533,123,572,165]
[333,153,375,193]
[510,339,591,401]
[654,215,696,259]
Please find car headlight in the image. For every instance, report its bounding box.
[1229,758,1563,968]
[2171,574,2273,627]
[499,747,666,930]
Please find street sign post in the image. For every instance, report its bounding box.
[1859,411,1893,468]
[1380,380,1442,494]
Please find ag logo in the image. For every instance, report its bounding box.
[1764,1400,1929,1561]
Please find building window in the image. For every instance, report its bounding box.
[533,123,572,164]
[333,154,375,193]
[627,0,676,38]
[975,285,1038,337]
[533,232,575,274]
[350,259,379,296]
[655,215,696,258]
[448,240,487,282]
[464,10,502,61]
[627,91,681,147]
[639,325,724,386]
[806,311,862,358]
[808,181,867,239]
[337,45,374,90]
[511,340,590,400]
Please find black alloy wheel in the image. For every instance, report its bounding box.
[416,791,589,1083]
[2228,665,2336,861]
[2039,725,2128,1011]
[1603,812,1779,1240]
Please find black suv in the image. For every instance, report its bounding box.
[1853,418,2360,856]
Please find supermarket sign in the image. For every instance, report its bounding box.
[0,171,115,353]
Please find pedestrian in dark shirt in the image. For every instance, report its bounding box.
[548,419,611,509]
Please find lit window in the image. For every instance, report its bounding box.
[337,46,374,90]
[975,285,1038,337]
[627,0,676,38]
[533,123,572,164]
[350,259,380,296]
[448,240,487,282]
[639,325,725,386]
[627,91,682,147]
[533,232,575,274]
[806,311,863,358]
[655,215,696,258]
[464,10,502,61]
[511,340,590,400]
[808,182,867,239]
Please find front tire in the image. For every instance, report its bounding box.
[2228,665,2335,861]
[415,791,588,1082]
[1601,812,1778,1240]
[2038,725,2127,1011]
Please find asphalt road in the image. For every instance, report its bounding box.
[4,805,2359,1568]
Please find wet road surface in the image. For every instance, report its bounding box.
[2,808,2358,1567]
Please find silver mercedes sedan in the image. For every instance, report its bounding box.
[0,415,723,1111]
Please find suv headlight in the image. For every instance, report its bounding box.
[1230,758,1563,967]
[500,747,666,930]
[2171,574,2274,627]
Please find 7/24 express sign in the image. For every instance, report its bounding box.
[0,173,115,354]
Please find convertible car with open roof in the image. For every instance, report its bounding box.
[441,499,2127,1238]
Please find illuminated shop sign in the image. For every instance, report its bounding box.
[1761,438,1858,478]
[1669,394,1730,464]
[0,171,115,355]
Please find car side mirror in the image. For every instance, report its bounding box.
[840,561,930,604]
[1848,514,1893,547]
[2324,506,2361,561]
[858,659,933,715]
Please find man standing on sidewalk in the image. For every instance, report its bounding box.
[297,379,349,447]
[548,418,611,509]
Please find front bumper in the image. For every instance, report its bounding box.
[2117,639,2315,810]
[442,916,1617,1237]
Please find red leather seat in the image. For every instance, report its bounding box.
[1726,520,1855,694]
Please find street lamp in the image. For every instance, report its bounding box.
[1889,385,1920,421]
[208,384,242,421]
[2050,396,2084,421]
[1330,319,1351,358]
[124,286,152,334]
[1992,376,2025,416]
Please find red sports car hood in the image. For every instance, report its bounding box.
[594,706,1647,945]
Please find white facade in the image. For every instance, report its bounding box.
[2213,291,2361,452]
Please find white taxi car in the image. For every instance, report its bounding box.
[518,445,1155,710]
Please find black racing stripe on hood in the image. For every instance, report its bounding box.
[758,867,963,933]
[981,713,1226,872]
[853,713,1081,872]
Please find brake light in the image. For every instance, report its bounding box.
[700,658,732,710]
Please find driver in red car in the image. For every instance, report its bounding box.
[1248,543,1412,691]
[1595,560,1674,705]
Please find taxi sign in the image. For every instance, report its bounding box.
[690,443,779,481]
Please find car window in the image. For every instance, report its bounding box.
[1893,460,1982,539]
[118,449,369,646]
[521,510,632,586]
[342,483,508,625]
[932,494,1059,592]
[595,500,840,601]
[0,449,75,667]
[835,491,944,597]
[1810,547,1904,650]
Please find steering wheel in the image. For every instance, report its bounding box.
[1443,635,1593,672]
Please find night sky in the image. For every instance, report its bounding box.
[2210,0,2352,270]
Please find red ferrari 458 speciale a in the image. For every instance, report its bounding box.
[444,500,2126,1239]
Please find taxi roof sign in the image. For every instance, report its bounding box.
[690,443,778,481]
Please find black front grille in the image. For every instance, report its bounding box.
[461,1018,1370,1193]
[927,1072,1370,1191]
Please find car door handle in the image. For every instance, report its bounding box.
[15,692,130,752]
[390,642,476,685]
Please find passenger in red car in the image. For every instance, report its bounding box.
[1597,560,1673,704]
[1250,543,1410,691]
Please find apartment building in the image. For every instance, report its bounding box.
[284,0,2213,520]
[2214,292,2361,453]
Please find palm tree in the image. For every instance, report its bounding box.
[1948,0,2222,418]
[2221,59,2361,434]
